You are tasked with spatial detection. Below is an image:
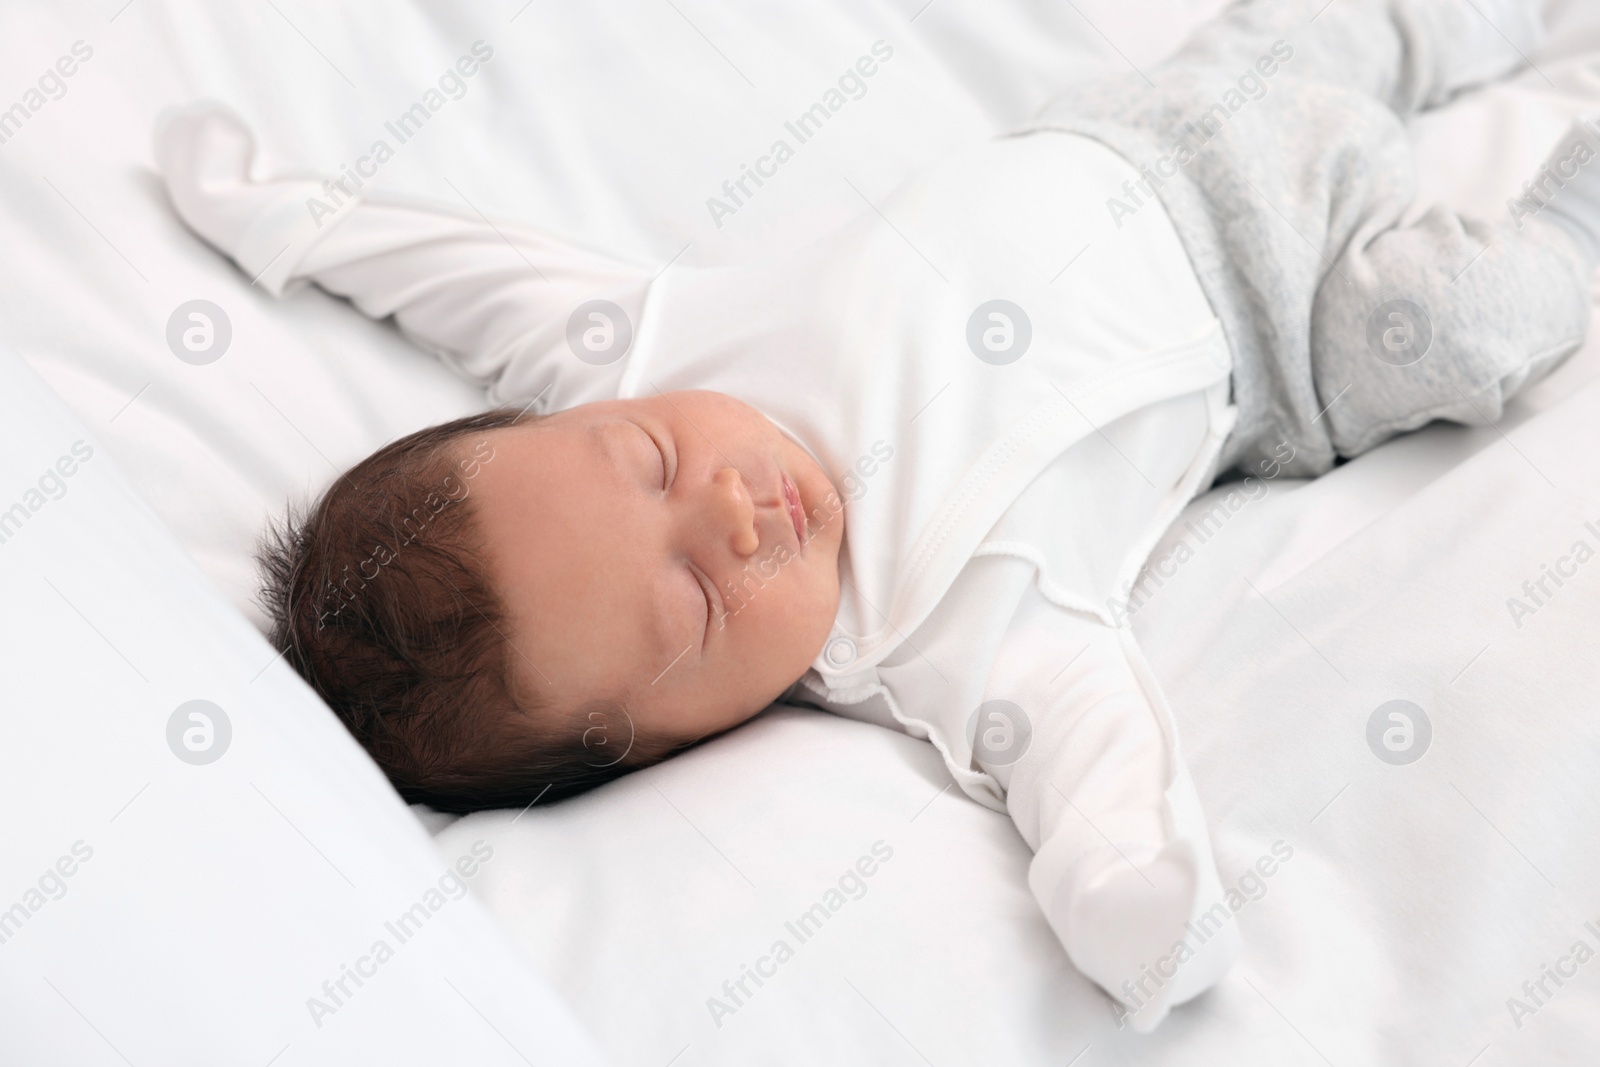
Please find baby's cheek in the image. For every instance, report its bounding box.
[787,569,839,654]
[740,573,800,636]
[726,547,835,653]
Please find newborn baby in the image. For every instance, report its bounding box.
[156,0,1599,1031]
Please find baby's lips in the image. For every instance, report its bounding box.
[781,472,806,547]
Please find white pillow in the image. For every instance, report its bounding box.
[0,345,605,1066]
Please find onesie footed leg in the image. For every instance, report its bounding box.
[1310,118,1595,458]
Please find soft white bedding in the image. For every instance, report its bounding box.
[0,348,607,1065]
[5,0,1600,1064]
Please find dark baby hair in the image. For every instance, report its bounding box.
[257,407,665,814]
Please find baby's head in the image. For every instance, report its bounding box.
[261,390,845,812]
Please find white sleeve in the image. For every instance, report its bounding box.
[153,102,649,409]
[977,587,1238,1031]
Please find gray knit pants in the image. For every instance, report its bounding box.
[1031,0,1593,477]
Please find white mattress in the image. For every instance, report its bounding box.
[6,1,1600,1063]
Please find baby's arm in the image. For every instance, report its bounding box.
[978,586,1237,1030]
[154,103,649,408]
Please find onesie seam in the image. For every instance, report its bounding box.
[900,330,1226,594]
[868,329,1228,657]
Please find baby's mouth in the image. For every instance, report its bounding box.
[781,472,806,548]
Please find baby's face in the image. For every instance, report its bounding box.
[470,390,845,751]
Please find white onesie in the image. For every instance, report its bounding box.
[157,103,1241,1029]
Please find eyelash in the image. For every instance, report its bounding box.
[650,431,674,492]
[642,425,708,634]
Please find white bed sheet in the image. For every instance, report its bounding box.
[6,0,1600,1064]
[0,344,608,1067]
[0,0,1119,630]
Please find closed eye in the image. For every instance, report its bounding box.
[660,429,678,490]
[630,422,668,491]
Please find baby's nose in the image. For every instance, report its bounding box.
[710,467,760,557]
